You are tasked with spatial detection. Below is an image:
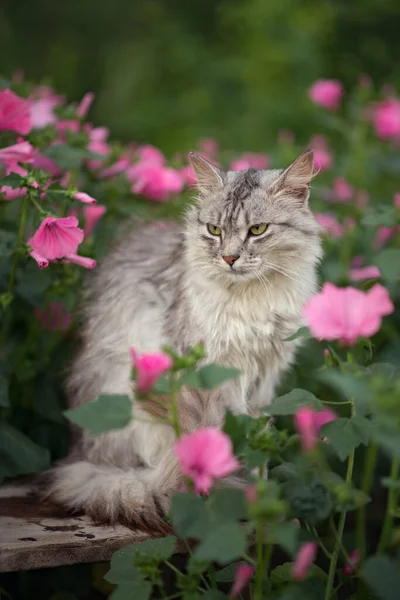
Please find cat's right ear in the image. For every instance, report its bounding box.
[188,152,225,194]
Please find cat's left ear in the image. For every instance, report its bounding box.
[271,150,315,207]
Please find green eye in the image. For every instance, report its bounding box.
[207,224,222,236]
[249,223,268,236]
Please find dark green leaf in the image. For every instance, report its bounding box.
[382,477,400,489]
[267,389,323,416]
[283,479,332,525]
[362,555,400,600]
[321,417,371,461]
[244,449,269,468]
[64,394,132,435]
[0,230,17,258]
[270,463,299,483]
[43,145,103,169]
[374,249,400,282]
[0,422,50,480]
[109,582,152,600]
[371,418,400,459]
[208,488,247,523]
[275,579,326,600]
[194,523,246,564]
[317,369,372,413]
[170,493,212,539]
[128,535,177,559]
[268,522,299,557]
[215,561,247,582]
[270,562,327,587]
[0,375,9,408]
[0,173,25,189]
[15,262,52,306]
[201,592,227,600]
[151,374,170,394]
[284,326,312,342]
[182,364,240,390]
[362,206,396,227]
[223,411,254,454]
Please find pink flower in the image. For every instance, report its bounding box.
[332,177,354,203]
[292,542,318,581]
[62,254,96,269]
[309,80,343,111]
[344,548,360,575]
[230,565,254,599]
[34,302,72,332]
[350,266,381,281]
[246,485,257,504]
[0,89,31,135]
[73,191,97,205]
[315,213,343,238]
[86,126,110,170]
[129,162,183,201]
[0,141,34,171]
[373,226,398,250]
[295,406,337,452]
[32,150,63,177]
[76,92,94,118]
[180,165,197,186]
[198,138,219,160]
[394,194,400,209]
[29,248,49,269]
[29,216,84,261]
[29,86,64,128]
[99,155,131,179]
[372,98,400,139]
[230,153,269,171]
[174,427,239,495]
[313,145,333,172]
[303,283,394,345]
[136,145,165,165]
[1,186,27,200]
[129,348,173,393]
[83,204,107,237]
[56,119,80,139]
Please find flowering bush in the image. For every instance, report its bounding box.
[1,74,400,600]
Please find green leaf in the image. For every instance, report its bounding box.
[362,206,396,227]
[267,389,323,415]
[151,374,170,394]
[283,479,332,525]
[374,249,400,282]
[371,418,400,460]
[321,417,371,461]
[215,561,247,582]
[0,422,50,480]
[317,369,372,413]
[0,76,11,89]
[0,375,9,408]
[170,493,212,539]
[275,580,326,600]
[128,535,177,559]
[268,522,299,557]
[201,592,227,600]
[381,477,400,489]
[194,522,246,564]
[0,230,17,258]
[270,463,299,483]
[109,582,152,600]
[362,555,400,600]
[15,262,52,306]
[0,173,25,189]
[182,364,240,390]
[270,562,327,587]
[284,326,312,342]
[223,411,254,454]
[43,145,103,169]
[64,394,132,435]
[244,449,269,468]
[208,488,247,523]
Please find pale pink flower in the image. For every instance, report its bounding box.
[373,226,398,250]
[129,348,173,393]
[136,145,165,165]
[83,204,107,237]
[303,283,394,345]
[34,302,72,332]
[344,548,360,575]
[292,542,318,581]
[0,89,31,135]
[29,86,64,128]
[0,141,34,172]
[129,162,183,201]
[309,80,343,111]
[332,177,353,203]
[295,406,337,452]
[76,92,94,118]
[394,194,400,209]
[350,266,381,281]
[310,135,333,172]
[29,216,84,261]
[56,119,80,139]
[315,213,343,238]
[230,153,269,171]
[86,125,111,169]
[198,138,218,160]
[99,155,131,179]
[73,191,97,205]
[372,98,400,139]
[62,253,96,269]
[174,427,239,495]
[230,564,254,599]
[180,165,196,186]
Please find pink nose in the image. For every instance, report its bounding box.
[222,255,240,266]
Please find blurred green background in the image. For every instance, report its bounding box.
[1,0,400,153]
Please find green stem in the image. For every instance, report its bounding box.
[169,377,181,438]
[254,520,264,600]
[7,194,29,297]
[242,554,257,567]
[208,564,217,590]
[165,561,183,577]
[321,400,353,406]
[28,193,47,215]
[324,447,355,600]
[311,527,332,559]
[356,441,378,560]
[377,457,400,553]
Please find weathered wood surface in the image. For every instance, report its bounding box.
[0,482,150,572]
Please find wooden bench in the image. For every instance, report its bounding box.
[0,481,151,572]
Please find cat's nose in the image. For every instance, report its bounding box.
[222,255,240,266]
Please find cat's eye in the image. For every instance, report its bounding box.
[249,223,268,236]
[207,224,222,236]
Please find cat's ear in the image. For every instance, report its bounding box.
[188,152,225,194]
[271,150,315,207]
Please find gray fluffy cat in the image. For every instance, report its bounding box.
[42,150,322,533]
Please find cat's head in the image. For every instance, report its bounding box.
[185,150,323,287]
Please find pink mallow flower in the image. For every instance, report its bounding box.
[230,153,269,171]
[373,226,398,250]
[350,266,381,282]
[73,191,97,205]
[62,254,96,269]
[230,564,254,599]
[76,92,94,118]
[129,162,183,201]
[136,144,165,165]
[303,283,394,346]
[129,348,173,393]
[198,138,219,160]
[309,80,343,111]
[310,135,333,172]
[34,302,72,332]
[99,155,131,179]
[180,165,196,186]
[0,89,31,135]
[295,406,337,452]
[372,98,400,139]
[29,216,84,261]
[292,542,318,581]
[394,194,400,209]
[29,86,64,128]
[83,204,107,237]
[315,213,343,238]
[344,548,360,575]
[173,427,240,495]
[0,141,34,172]
[85,125,111,170]
[332,177,354,203]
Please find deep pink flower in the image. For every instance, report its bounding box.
[350,266,381,281]
[332,177,354,203]
[62,253,96,269]
[174,427,239,495]
[372,98,400,139]
[76,92,94,118]
[230,153,269,171]
[29,216,84,261]
[129,348,173,393]
[73,191,97,205]
[0,89,31,135]
[0,141,34,172]
[303,283,394,345]
[344,548,360,575]
[309,80,343,111]
[1,186,27,200]
[35,302,72,332]
[129,162,183,201]
[230,565,254,599]
[136,144,165,165]
[29,86,64,128]
[295,406,337,452]
[394,194,400,209]
[373,226,398,250]
[315,213,343,238]
[292,542,318,580]
[83,204,107,237]
[99,155,131,179]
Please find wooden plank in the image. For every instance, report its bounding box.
[0,482,150,572]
